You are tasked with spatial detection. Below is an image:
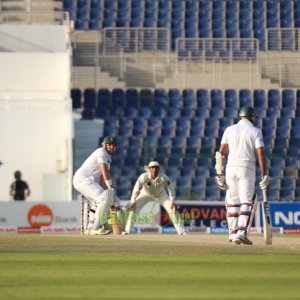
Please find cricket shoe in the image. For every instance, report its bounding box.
[180,231,188,235]
[233,235,253,245]
[121,231,129,235]
[229,234,237,243]
[85,227,111,235]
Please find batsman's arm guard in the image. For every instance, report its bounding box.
[215,151,225,175]
[215,152,228,190]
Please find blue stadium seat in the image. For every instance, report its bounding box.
[82,109,95,120]
[253,89,266,107]
[125,88,139,107]
[280,188,295,202]
[76,7,88,20]
[97,88,110,109]
[200,137,216,155]
[225,89,238,109]
[277,116,291,129]
[211,89,224,109]
[172,135,186,148]
[63,0,75,19]
[168,89,182,108]
[205,181,221,200]
[140,89,154,109]
[285,156,299,169]
[168,156,183,168]
[90,0,101,9]
[282,89,295,109]
[268,89,280,108]
[196,89,209,108]
[133,118,147,136]
[182,88,196,108]
[281,30,294,50]
[111,88,125,111]
[154,88,169,109]
[71,88,82,109]
[175,126,190,137]
[219,117,234,130]
[123,106,138,118]
[152,107,166,118]
[186,136,201,154]
[192,175,206,189]
[177,116,191,130]
[83,88,96,109]
[89,18,102,30]
[253,89,266,116]
[290,125,300,138]
[189,124,204,137]
[75,18,88,30]
[161,123,176,137]
[239,89,252,107]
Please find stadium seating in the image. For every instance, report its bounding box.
[70,0,300,200]
[66,0,300,53]
[72,87,300,200]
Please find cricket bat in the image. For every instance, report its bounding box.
[110,208,122,235]
[262,190,272,245]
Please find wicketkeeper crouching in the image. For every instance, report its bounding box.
[123,161,187,235]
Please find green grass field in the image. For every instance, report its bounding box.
[0,234,300,300]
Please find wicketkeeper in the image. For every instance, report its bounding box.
[215,106,272,245]
[123,161,187,235]
[73,136,120,235]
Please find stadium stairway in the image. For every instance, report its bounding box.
[73,119,104,172]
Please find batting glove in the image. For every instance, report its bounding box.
[215,174,228,190]
[259,175,273,190]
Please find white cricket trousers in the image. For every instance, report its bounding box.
[225,166,256,237]
[125,193,186,235]
[73,176,113,229]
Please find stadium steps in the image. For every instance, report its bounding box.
[73,120,104,172]
[72,66,126,90]
[160,62,279,90]
[260,52,300,88]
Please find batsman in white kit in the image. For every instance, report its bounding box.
[215,106,272,245]
[123,161,187,235]
[73,136,120,235]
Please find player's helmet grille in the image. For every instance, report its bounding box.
[239,106,257,118]
[102,136,117,145]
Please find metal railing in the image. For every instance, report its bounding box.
[0,11,69,25]
[103,27,170,53]
[175,38,260,89]
[177,38,259,62]
[266,28,300,53]
[100,27,174,87]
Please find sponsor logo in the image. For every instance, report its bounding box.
[18,227,41,233]
[162,227,177,233]
[140,227,159,233]
[189,227,210,233]
[274,212,300,225]
[0,227,17,233]
[211,227,228,233]
[284,228,300,234]
[27,205,54,227]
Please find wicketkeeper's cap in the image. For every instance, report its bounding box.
[148,161,160,168]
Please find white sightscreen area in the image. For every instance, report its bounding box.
[0,25,73,201]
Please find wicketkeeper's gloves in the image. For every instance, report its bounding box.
[259,175,273,190]
[215,174,228,190]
